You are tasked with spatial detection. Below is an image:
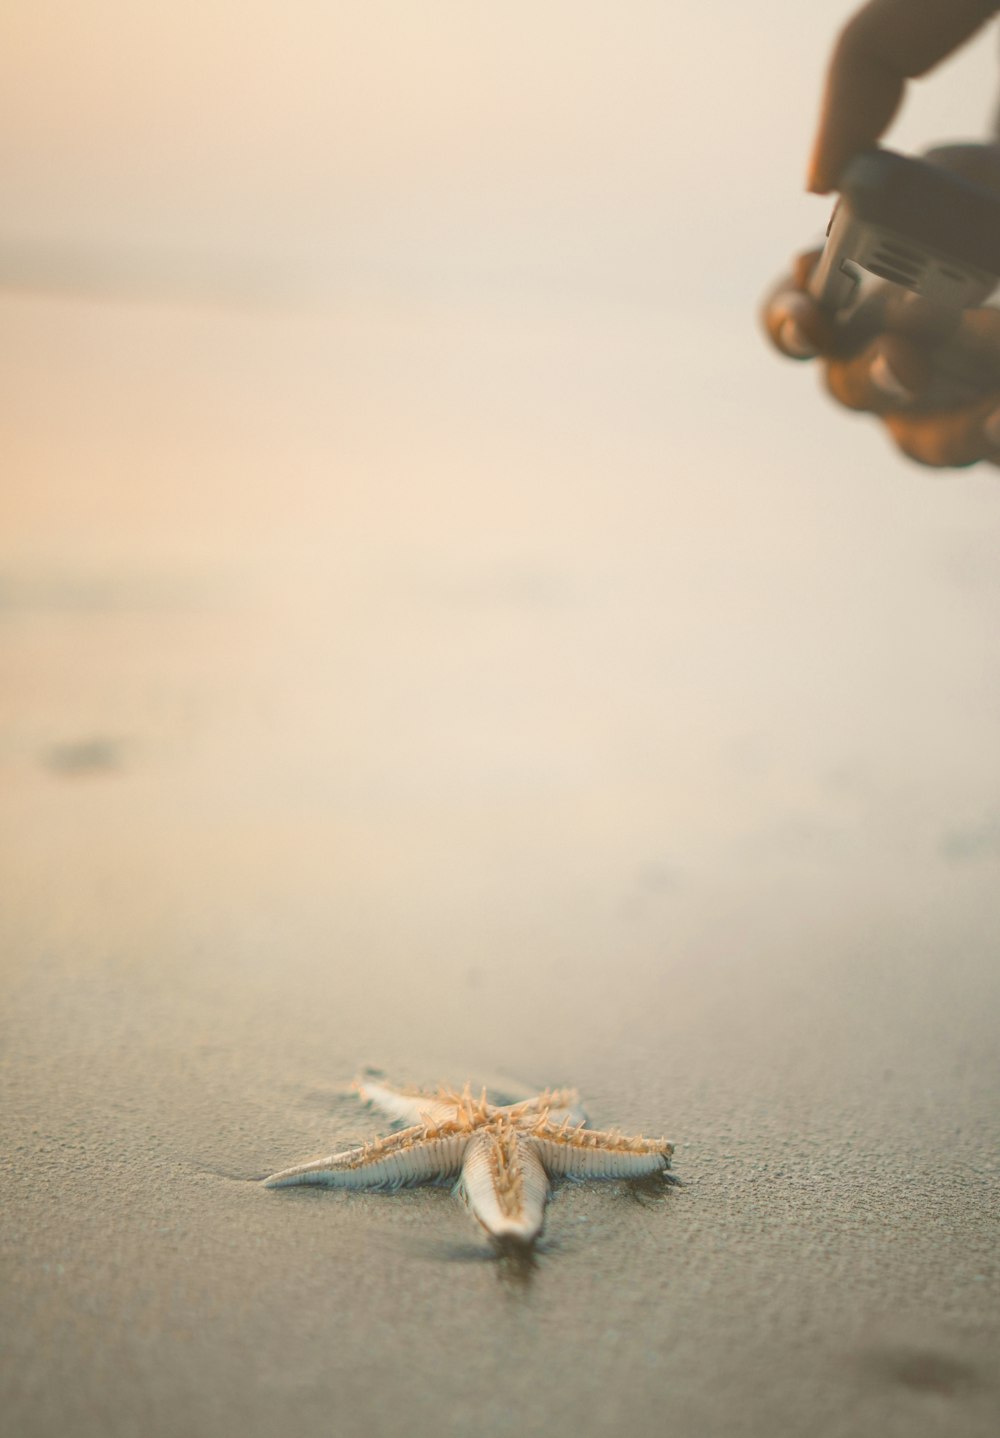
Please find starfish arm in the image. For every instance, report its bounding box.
[536,1100,588,1127]
[353,1075,459,1127]
[458,1126,550,1245]
[263,1123,469,1190]
[500,1088,585,1126]
[529,1122,674,1180]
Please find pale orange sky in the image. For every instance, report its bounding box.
[2,2,998,746]
[1,1,996,294]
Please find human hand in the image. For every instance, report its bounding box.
[763,0,1000,468]
[806,0,1000,195]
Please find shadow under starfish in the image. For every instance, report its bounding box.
[263,1074,677,1250]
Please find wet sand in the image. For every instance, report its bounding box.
[2,284,999,1438]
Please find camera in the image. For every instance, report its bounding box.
[809,148,1000,314]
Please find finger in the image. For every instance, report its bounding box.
[760,249,908,361]
[762,276,951,364]
[763,289,825,359]
[826,304,1000,418]
[761,251,836,358]
[910,307,1000,405]
[808,0,1000,192]
[961,306,1000,349]
[824,333,935,413]
[876,288,963,345]
[819,282,959,360]
[884,391,1000,468]
[983,401,1000,456]
[791,249,824,291]
[762,250,997,370]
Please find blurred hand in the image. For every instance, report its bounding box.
[763,0,1000,468]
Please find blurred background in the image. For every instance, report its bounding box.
[2,5,1000,1434]
[3,1,998,1022]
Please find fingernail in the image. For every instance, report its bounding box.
[805,156,833,195]
[779,316,818,359]
[771,290,817,358]
[870,353,914,404]
[982,405,1000,449]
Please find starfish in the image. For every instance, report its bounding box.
[263,1075,676,1248]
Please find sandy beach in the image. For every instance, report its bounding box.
[3,5,1000,1435]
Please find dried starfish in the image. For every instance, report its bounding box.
[263,1075,676,1247]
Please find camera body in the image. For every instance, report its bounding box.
[809,148,1000,314]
